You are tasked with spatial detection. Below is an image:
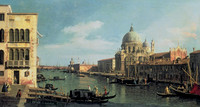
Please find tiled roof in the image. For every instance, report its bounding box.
[190,50,200,54]
[150,52,170,58]
[98,58,115,61]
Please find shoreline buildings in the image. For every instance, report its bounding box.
[98,25,192,84]
[0,5,38,87]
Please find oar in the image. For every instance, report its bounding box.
[182,68,197,84]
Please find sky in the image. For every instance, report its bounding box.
[1,0,200,66]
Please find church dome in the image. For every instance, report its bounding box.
[143,39,148,47]
[122,26,141,43]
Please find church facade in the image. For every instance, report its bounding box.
[115,25,154,74]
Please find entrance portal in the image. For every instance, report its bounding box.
[14,71,19,84]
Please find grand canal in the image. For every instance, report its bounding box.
[34,70,200,107]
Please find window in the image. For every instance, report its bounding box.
[9,29,14,42]
[19,49,24,60]
[25,49,29,60]
[20,29,24,42]
[15,49,19,60]
[0,29,4,42]
[0,71,4,76]
[24,71,29,77]
[0,50,4,65]
[0,14,4,21]
[15,29,19,42]
[9,49,14,60]
[25,29,29,42]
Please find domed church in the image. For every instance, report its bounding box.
[115,25,154,73]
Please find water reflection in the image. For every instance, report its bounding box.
[37,70,200,107]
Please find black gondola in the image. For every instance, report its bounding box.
[156,92,177,97]
[126,83,150,86]
[37,74,47,82]
[39,84,58,90]
[69,89,116,103]
[49,76,65,80]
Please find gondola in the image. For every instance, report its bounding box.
[95,94,116,100]
[49,76,65,80]
[69,89,116,103]
[39,84,58,90]
[169,85,200,99]
[156,92,177,97]
[73,99,108,104]
[77,74,85,77]
[126,83,150,86]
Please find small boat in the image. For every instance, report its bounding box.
[39,84,58,90]
[156,92,177,97]
[37,74,47,82]
[49,76,65,80]
[126,83,150,86]
[69,89,116,103]
[169,85,200,99]
[77,74,85,77]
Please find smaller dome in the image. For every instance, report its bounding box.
[143,39,148,47]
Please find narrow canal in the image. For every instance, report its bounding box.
[34,70,200,107]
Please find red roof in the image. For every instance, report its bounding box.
[190,50,200,54]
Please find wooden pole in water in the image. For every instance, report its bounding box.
[196,66,198,83]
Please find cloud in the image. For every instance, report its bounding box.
[45,20,114,51]
[61,21,104,38]
[168,23,198,40]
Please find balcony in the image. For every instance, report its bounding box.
[6,60,30,69]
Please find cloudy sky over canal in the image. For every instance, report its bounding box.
[1,0,200,65]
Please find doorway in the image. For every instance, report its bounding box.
[14,71,19,84]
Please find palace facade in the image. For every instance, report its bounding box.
[0,5,38,87]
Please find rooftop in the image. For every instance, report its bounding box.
[190,50,200,54]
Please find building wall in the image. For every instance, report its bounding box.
[98,58,115,73]
[190,50,200,83]
[73,64,97,72]
[129,62,189,83]
[0,5,38,87]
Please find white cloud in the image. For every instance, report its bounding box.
[62,21,104,38]
[45,20,114,51]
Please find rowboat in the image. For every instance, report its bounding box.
[156,92,177,97]
[126,83,150,86]
[169,85,200,99]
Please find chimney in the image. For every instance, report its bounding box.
[193,48,195,52]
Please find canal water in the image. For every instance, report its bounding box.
[34,70,200,107]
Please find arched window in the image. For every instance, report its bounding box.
[128,47,131,53]
[25,49,29,60]
[15,29,19,42]
[9,49,14,60]
[0,29,4,42]
[20,29,24,42]
[25,29,29,42]
[14,49,19,60]
[19,49,24,60]
[9,29,14,42]
[0,50,4,65]
[133,47,135,53]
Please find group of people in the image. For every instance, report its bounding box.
[1,82,21,98]
[88,85,107,96]
[2,82,11,93]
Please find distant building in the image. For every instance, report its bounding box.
[0,5,38,87]
[73,64,97,72]
[129,58,189,83]
[98,58,115,73]
[150,45,187,62]
[190,49,200,82]
[115,25,154,74]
